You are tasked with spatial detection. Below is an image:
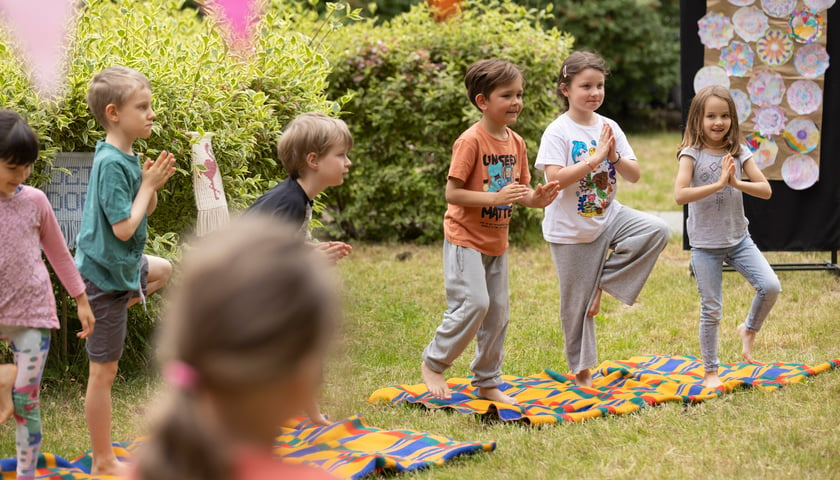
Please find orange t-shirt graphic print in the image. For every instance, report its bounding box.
[443,123,530,256]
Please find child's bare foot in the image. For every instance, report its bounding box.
[0,364,16,423]
[702,371,723,389]
[90,458,125,477]
[574,369,593,387]
[737,324,757,363]
[587,289,602,317]
[477,386,518,405]
[307,411,331,427]
[421,362,451,400]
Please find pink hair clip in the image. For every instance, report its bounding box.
[163,361,199,390]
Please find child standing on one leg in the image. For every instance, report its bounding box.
[674,86,781,389]
[421,59,560,404]
[75,66,176,476]
[133,218,337,480]
[536,51,669,387]
[0,110,95,480]
[248,112,353,266]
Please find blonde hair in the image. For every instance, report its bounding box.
[135,216,337,480]
[464,59,524,111]
[556,51,609,111]
[679,85,742,156]
[277,113,353,179]
[87,66,151,129]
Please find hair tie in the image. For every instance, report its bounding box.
[164,361,199,391]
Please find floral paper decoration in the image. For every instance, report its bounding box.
[748,70,786,106]
[788,9,824,43]
[746,133,780,169]
[694,65,731,93]
[752,105,788,136]
[786,79,822,114]
[756,28,794,65]
[731,88,752,122]
[698,11,735,48]
[729,0,756,5]
[720,41,755,76]
[794,44,830,77]
[782,118,820,153]
[733,6,770,41]
[803,0,835,10]
[760,0,797,17]
[781,154,819,190]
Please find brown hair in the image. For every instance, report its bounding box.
[87,66,151,129]
[135,216,337,480]
[678,85,742,156]
[556,51,609,111]
[277,112,353,179]
[0,110,39,166]
[464,59,524,111]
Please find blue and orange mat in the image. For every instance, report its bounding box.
[370,355,840,426]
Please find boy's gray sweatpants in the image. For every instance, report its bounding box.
[549,207,669,374]
[423,239,509,388]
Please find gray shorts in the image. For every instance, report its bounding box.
[84,255,149,363]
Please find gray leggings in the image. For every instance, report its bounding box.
[549,207,669,373]
[423,240,509,388]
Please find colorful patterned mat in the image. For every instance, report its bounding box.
[0,415,495,479]
[370,355,840,426]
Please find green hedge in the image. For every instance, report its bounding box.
[0,0,352,377]
[323,0,572,243]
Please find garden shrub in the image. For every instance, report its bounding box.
[324,0,572,243]
[0,0,355,377]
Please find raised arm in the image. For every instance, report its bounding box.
[730,157,772,199]
[445,177,529,207]
[112,151,175,241]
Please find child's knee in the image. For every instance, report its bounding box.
[88,361,119,387]
[652,217,671,244]
[147,255,173,285]
[759,276,782,298]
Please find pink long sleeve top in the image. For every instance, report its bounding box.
[0,185,85,329]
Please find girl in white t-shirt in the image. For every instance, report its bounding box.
[535,51,669,386]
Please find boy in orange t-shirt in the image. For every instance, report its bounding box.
[421,59,560,404]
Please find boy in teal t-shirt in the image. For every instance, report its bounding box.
[75,66,176,476]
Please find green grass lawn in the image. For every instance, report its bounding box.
[620,131,683,212]
[2,132,839,478]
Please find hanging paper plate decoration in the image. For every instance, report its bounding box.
[698,11,734,49]
[747,70,785,107]
[794,44,830,78]
[752,105,787,136]
[732,6,769,42]
[719,41,755,76]
[760,0,796,18]
[786,80,822,115]
[694,66,731,93]
[781,154,818,190]
[729,0,755,5]
[745,133,779,170]
[788,9,824,44]
[730,89,752,123]
[756,28,794,66]
[782,118,820,154]
[804,0,835,11]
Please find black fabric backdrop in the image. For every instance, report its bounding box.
[680,1,840,251]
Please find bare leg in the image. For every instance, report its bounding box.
[477,386,518,405]
[421,362,451,400]
[737,324,756,363]
[702,370,723,389]
[574,368,593,387]
[0,364,16,423]
[128,255,172,307]
[587,289,602,317]
[86,361,124,476]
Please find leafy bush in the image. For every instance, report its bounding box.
[323,0,572,243]
[0,0,352,377]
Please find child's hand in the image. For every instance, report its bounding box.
[718,154,735,188]
[595,124,615,162]
[142,150,176,190]
[316,241,352,264]
[306,401,332,427]
[496,183,530,205]
[75,293,95,339]
[531,180,561,208]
